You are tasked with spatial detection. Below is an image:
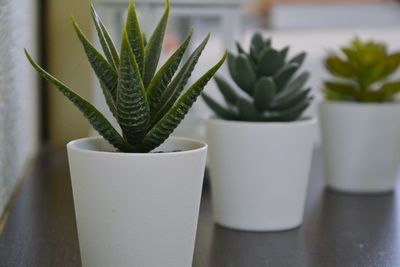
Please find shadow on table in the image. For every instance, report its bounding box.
[305,189,400,267]
[209,223,311,267]
[205,188,400,267]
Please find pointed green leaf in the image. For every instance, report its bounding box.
[278,71,310,96]
[98,21,120,68]
[274,71,310,107]
[141,52,227,152]
[324,81,358,100]
[25,50,132,152]
[257,48,284,77]
[149,34,210,127]
[235,54,256,95]
[214,76,239,106]
[325,55,355,78]
[272,88,311,111]
[101,84,118,119]
[250,45,259,63]
[126,0,145,75]
[202,92,237,120]
[289,52,306,67]
[146,30,192,116]
[280,46,290,62]
[117,30,150,144]
[253,77,276,111]
[237,98,264,121]
[236,42,246,54]
[324,90,354,101]
[72,18,118,115]
[341,47,357,61]
[143,0,170,87]
[272,97,312,122]
[90,4,120,69]
[381,52,400,78]
[357,91,386,102]
[274,63,299,92]
[357,62,388,87]
[379,81,400,100]
[251,33,264,54]
[227,52,237,79]
[142,32,147,47]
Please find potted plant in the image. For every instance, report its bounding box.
[320,38,400,193]
[202,33,316,231]
[25,1,226,266]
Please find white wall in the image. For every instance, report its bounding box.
[0,0,39,216]
[271,3,400,30]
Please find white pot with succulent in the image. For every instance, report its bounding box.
[202,34,316,231]
[320,38,400,194]
[26,1,227,266]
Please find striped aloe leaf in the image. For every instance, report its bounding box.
[25,0,226,152]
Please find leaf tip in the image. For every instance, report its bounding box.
[165,0,170,11]
[70,16,81,32]
[70,15,77,23]
[90,3,98,18]
[188,27,194,36]
[24,48,32,62]
[128,0,135,10]
[121,26,128,37]
[223,50,228,59]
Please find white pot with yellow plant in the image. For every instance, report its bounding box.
[320,38,400,194]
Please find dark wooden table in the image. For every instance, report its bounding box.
[1,148,399,267]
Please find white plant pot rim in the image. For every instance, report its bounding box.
[207,117,317,127]
[67,136,207,156]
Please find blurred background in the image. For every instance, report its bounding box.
[1,0,400,215]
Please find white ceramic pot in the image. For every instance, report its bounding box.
[67,136,207,267]
[205,118,316,231]
[320,102,400,193]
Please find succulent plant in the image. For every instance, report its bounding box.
[202,33,312,122]
[25,0,226,153]
[324,38,400,102]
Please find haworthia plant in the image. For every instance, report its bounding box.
[323,38,400,102]
[25,0,227,152]
[202,33,312,122]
